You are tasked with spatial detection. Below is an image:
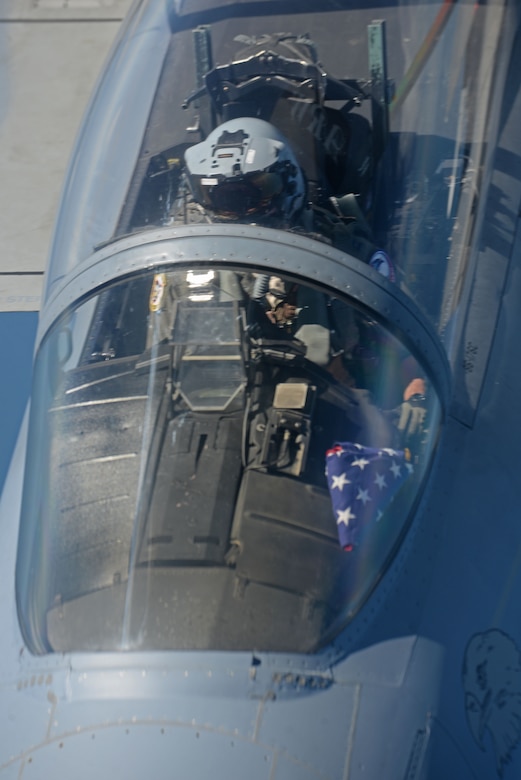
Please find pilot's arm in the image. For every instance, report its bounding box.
[393,378,428,455]
[345,387,394,449]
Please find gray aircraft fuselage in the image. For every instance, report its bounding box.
[2,1,521,778]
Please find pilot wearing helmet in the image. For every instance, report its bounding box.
[181,117,395,280]
[178,118,397,379]
[183,117,305,227]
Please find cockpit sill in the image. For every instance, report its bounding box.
[12,646,337,699]
[11,605,424,697]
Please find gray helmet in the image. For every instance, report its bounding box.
[184,118,306,223]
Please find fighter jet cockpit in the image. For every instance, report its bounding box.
[9,1,521,777]
[20,0,498,657]
[123,31,395,279]
[17,261,441,654]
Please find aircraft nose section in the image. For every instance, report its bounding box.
[2,637,477,779]
[14,723,277,779]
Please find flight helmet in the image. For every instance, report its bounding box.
[184,118,306,223]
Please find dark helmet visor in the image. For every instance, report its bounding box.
[199,172,283,219]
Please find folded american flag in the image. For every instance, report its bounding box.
[325,442,413,551]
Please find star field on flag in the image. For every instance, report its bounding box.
[325,442,413,551]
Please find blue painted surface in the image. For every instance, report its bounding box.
[0,312,37,494]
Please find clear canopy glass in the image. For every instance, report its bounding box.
[17,265,440,653]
